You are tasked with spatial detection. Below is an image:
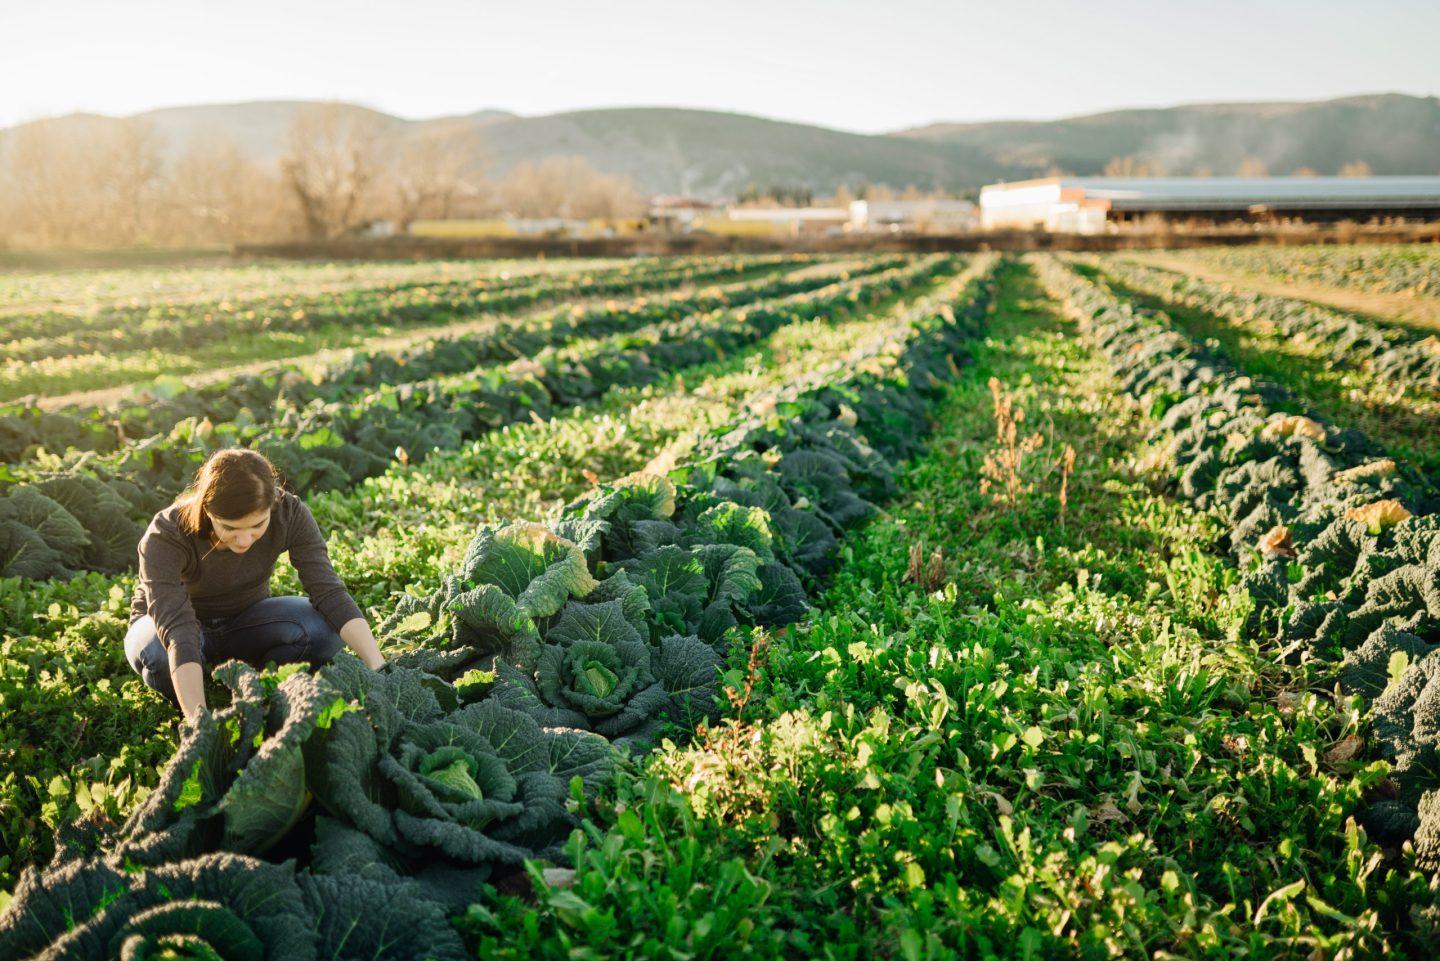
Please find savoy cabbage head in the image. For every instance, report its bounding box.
[0,518,67,580]
[0,487,89,573]
[0,852,315,961]
[306,669,614,886]
[618,542,763,648]
[69,661,349,872]
[0,849,466,961]
[490,598,723,751]
[555,471,679,562]
[444,522,599,669]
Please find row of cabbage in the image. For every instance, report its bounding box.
[1034,254,1440,877]
[1179,244,1440,297]
[4,256,785,364]
[0,258,591,314]
[0,257,945,582]
[0,255,861,465]
[0,262,999,961]
[1103,258,1440,391]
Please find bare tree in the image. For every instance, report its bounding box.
[1237,156,1270,176]
[388,124,487,229]
[1338,160,1373,177]
[1103,155,1164,176]
[496,156,643,219]
[163,137,288,243]
[0,118,85,245]
[280,103,386,238]
[100,118,165,243]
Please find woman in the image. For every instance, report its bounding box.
[125,448,384,720]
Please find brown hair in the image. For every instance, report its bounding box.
[175,448,280,540]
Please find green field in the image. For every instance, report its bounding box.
[1,250,1438,959]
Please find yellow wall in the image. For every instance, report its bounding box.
[590,218,649,236]
[693,218,790,237]
[409,219,519,238]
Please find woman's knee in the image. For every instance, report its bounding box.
[125,620,178,704]
[305,625,344,665]
[140,665,179,706]
[241,596,342,666]
[283,598,343,663]
[124,616,163,674]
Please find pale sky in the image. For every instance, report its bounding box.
[4,0,1437,133]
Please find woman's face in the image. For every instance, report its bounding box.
[206,507,272,553]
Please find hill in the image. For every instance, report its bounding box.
[898,93,1440,178]
[2,93,1436,198]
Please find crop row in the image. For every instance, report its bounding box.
[1035,254,1440,884]
[1100,258,1440,393]
[1180,244,1440,298]
[0,265,999,959]
[0,258,990,889]
[0,257,940,582]
[0,257,808,403]
[0,256,886,466]
[2,255,788,362]
[0,258,606,315]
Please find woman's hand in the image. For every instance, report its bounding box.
[338,617,385,670]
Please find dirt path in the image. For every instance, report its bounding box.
[1121,252,1440,334]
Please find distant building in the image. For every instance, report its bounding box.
[979,176,1440,234]
[849,199,977,233]
[349,219,397,238]
[408,216,647,239]
[648,195,722,231]
[718,206,850,237]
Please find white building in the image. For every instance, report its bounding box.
[979,176,1440,234]
[849,199,977,233]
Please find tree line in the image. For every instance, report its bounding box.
[0,103,646,248]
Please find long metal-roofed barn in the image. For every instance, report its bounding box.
[979,176,1440,233]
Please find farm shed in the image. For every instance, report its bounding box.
[979,176,1440,233]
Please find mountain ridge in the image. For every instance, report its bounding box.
[2,93,1435,198]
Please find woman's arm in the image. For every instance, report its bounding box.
[339,617,385,670]
[174,662,208,721]
[284,495,373,663]
[136,524,208,717]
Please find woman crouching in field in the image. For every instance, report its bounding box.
[125,448,384,720]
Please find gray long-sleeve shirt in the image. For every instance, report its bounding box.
[129,489,364,674]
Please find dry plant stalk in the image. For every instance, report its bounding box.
[693,629,774,769]
[1059,443,1076,526]
[724,629,773,720]
[904,542,947,592]
[977,378,1078,523]
[979,376,1045,506]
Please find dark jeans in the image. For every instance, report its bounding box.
[125,595,344,705]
